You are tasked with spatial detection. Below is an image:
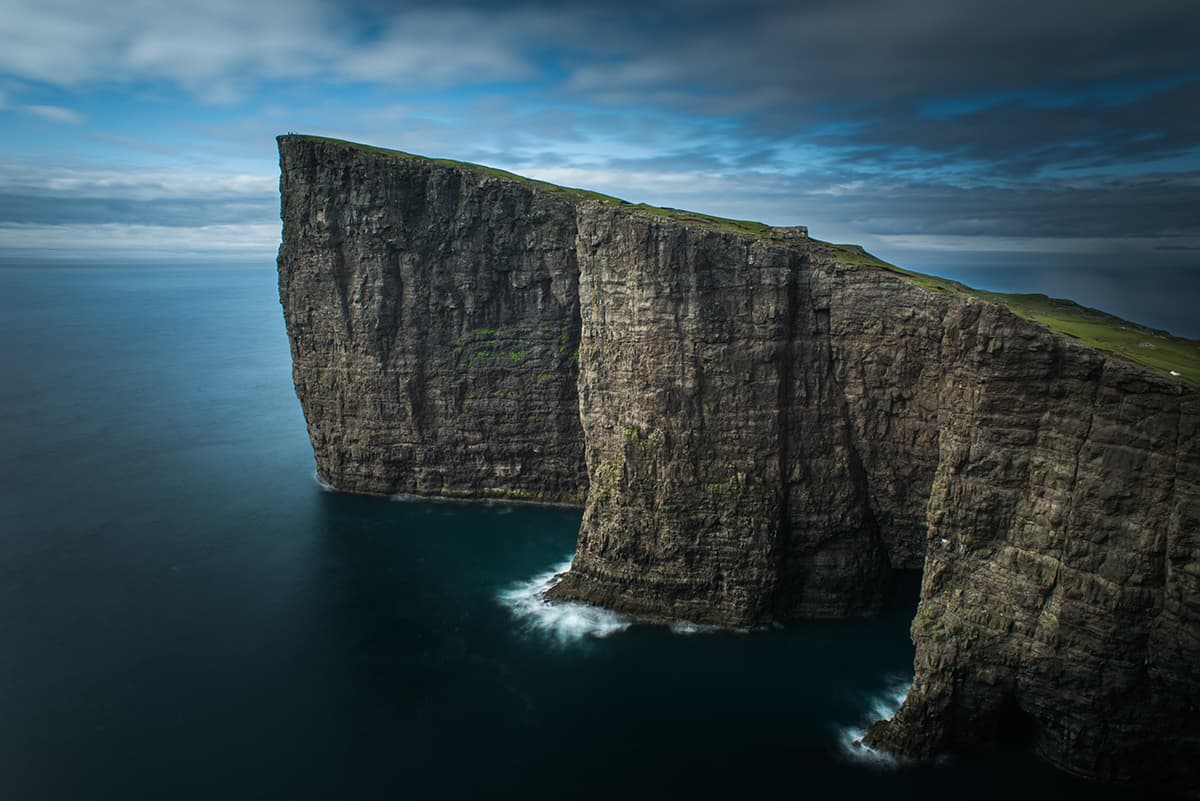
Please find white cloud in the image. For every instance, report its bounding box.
[0,161,276,200]
[0,222,280,260]
[0,0,561,100]
[335,10,535,86]
[0,88,84,124]
[0,0,331,90]
[21,104,83,124]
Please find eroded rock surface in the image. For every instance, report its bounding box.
[861,306,1200,796]
[278,136,586,502]
[545,204,888,623]
[277,134,1198,795]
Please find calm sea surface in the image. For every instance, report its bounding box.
[0,266,1148,800]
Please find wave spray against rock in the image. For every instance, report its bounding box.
[498,557,631,646]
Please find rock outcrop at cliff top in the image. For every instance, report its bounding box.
[277,134,1199,796]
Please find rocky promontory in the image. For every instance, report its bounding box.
[277,134,1198,796]
[278,136,587,503]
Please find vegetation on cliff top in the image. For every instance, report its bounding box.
[283,134,1198,388]
[829,244,1200,388]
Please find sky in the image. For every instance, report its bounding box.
[1,0,1198,335]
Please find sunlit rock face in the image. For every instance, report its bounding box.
[278,134,1198,796]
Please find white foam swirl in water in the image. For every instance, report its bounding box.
[838,674,913,767]
[498,558,631,646]
[313,471,336,492]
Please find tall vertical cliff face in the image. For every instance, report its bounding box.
[862,311,1200,793]
[822,265,950,571]
[278,137,586,502]
[277,135,1198,794]
[544,204,889,623]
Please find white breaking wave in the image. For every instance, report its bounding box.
[837,674,913,767]
[313,471,336,492]
[498,558,631,646]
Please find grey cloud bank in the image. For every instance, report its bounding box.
[0,0,1195,335]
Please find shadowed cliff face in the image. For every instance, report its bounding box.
[544,203,889,623]
[862,305,1200,794]
[278,137,586,503]
[277,135,1199,795]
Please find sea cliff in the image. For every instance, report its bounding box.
[277,134,1198,795]
[278,136,586,503]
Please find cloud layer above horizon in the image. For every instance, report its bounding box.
[1,0,1198,333]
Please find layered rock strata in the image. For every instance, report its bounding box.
[545,204,889,623]
[277,135,1198,795]
[278,136,586,502]
[862,311,1199,795]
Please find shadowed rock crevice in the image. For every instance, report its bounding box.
[277,134,1198,796]
[769,250,801,619]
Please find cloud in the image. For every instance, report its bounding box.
[550,1,1200,180]
[2,0,1195,180]
[563,0,1199,105]
[809,81,1200,181]
[0,162,276,202]
[0,89,83,124]
[0,160,278,232]
[0,222,279,261]
[0,194,276,227]
[0,0,331,92]
[20,104,83,123]
[0,0,1194,339]
[8,0,1179,109]
[0,0,583,101]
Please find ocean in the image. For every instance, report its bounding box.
[0,265,1147,799]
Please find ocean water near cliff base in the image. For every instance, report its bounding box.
[0,265,1151,800]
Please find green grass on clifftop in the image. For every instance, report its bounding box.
[283,135,1199,390]
[829,245,1200,388]
[630,205,772,237]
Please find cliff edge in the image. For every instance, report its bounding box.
[277,134,1199,795]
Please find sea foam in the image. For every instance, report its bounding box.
[668,621,721,635]
[837,673,913,767]
[498,557,631,646]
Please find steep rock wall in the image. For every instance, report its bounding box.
[822,263,951,571]
[278,137,586,502]
[545,204,889,623]
[277,135,1198,794]
[862,304,1200,794]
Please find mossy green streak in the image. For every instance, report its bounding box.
[826,244,1200,388]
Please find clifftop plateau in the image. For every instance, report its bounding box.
[277,134,1198,796]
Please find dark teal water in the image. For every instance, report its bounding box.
[0,266,1150,800]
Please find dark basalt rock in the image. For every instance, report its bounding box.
[544,203,889,624]
[278,135,587,503]
[276,134,1198,796]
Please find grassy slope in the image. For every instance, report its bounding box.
[829,244,1200,389]
[285,135,1198,389]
